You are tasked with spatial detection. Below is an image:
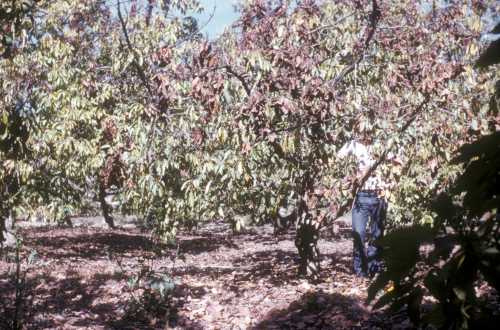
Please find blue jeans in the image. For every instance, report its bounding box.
[352,191,387,277]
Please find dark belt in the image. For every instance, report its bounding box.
[358,189,381,197]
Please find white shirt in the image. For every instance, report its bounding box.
[338,140,384,190]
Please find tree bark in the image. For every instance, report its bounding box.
[98,179,115,229]
[1,209,16,248]
[274,201,295,235]
[295,206,321,278]
[0,216,6,244]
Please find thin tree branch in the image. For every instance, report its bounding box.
[116,0,153,97]
[192,63,252,97]
[224,65,251,96]
[116,0,161,166]
[176,4,217,46]
[330,0,381,88]
[307,12,356,35]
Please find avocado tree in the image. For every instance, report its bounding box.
[1,0,47,244]
[0,0,210,246]
[177,0,486,277]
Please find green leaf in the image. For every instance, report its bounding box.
[453,287,466,301]
[422,305,447,329]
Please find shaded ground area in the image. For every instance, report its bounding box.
[0,219,425,329]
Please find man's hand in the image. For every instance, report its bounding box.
[378,189,390,199]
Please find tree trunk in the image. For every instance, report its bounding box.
[1,210,16,248]
[274,203,295,235]
[295,209,321,278]
[0,216,6,244]
[98,180,115,229]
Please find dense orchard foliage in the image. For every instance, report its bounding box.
[175,0,497,275]
[1,0,42,240]
[1,1,499,324]
[1,0,205,231]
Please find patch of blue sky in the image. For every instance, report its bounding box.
[107,0,238,39]
[195,0,239,39]
[481,6,500,42]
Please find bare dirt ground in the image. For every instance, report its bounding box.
[0,218,421,329]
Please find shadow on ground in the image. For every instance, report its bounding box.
[253,289,377,330]
[25,229,242,263]
[232,250,301,286]
[177,235,239,255]
[0,265,204,329]
[1,222,380,329]
[21,229,155,260]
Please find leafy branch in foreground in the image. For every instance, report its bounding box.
[368,20,500,329]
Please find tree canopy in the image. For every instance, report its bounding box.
[1,0,499,327]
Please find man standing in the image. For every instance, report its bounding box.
[338,135,391,278]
